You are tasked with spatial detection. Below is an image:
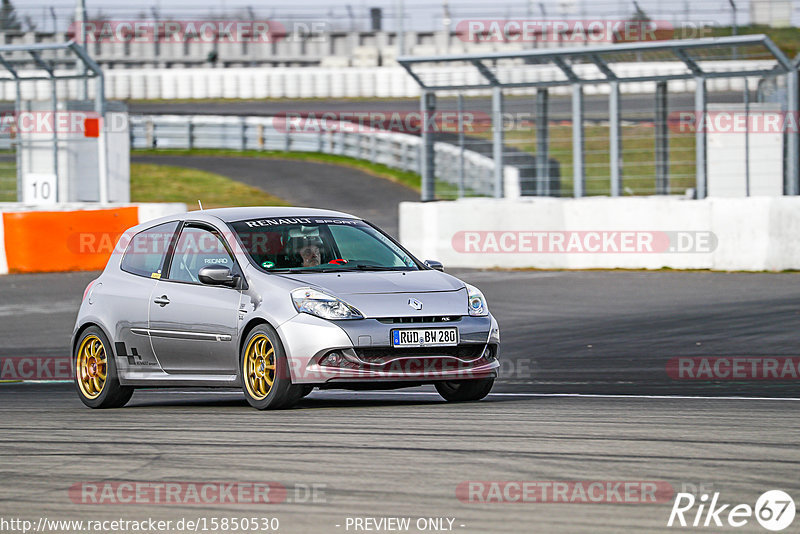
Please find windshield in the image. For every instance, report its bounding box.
[229,217,421,273]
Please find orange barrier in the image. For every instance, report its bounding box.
[2,207,139,273]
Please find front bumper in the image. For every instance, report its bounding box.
[277,313,500,384]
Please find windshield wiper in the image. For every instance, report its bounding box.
[266,265,404,273]
[267,267,342,273]
[351,264,403,271]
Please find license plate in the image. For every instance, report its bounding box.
[392,328,459,347]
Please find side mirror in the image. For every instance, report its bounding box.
[198,265,238,288]
[424,260,444,272]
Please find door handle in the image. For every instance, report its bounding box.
[154,295,170,306]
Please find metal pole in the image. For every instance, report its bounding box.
[695,76,707,199]
[457,93,465,198]
[655,80,669,195]
[51,76,59,202]
[492,85,504,198]
[75,0,88,100]
[15,79,21,202]
[536,88,549,196]
[572,83,584,197]
[609,81,621,197]
[729,0,738,59]
[420,90,436,201]
[96,72,109,203]
[786,69,799,196]
[396,0,405,57]
[744,80,750,197]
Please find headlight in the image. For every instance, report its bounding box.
[291,287,363,320]
[466,284,489,316]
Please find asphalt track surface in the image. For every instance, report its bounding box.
[1,157,800,532]
[129,92,746,121]
[131,154,417,238]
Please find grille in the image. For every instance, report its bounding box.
[375,316,462,324]
[354,344,484,362]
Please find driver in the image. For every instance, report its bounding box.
[290,235,323,267]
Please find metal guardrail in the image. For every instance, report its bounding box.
[130,114,509,198]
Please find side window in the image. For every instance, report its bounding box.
[120,222,179,279]
[168,226,236,284]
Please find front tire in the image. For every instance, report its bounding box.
[435,378,494,402]
[74,326,133,409]
[241,324,304,410]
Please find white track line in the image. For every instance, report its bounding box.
[162,390,800,401]
[9,383,799,401]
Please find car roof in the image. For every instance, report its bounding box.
[200,206,360,223]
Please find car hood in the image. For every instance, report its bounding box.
[276,269,468,318]
[277,269,465,295]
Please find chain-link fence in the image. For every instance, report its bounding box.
[400,34,799,200]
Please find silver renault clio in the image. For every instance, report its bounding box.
[72,207,500,410]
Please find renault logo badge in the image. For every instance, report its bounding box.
[408,298,423,311]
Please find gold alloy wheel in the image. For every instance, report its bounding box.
[244,334,275,400]
[76,335,107,400]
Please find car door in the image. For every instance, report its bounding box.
[148,223,242,374]
[113,221,179,372]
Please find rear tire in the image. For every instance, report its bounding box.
[241,324,304,410]
[74,326,133,409]
[435,378,494,402]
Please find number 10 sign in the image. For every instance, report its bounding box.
[22,173,57,205]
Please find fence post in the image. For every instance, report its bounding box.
[786,69,799,195]
[609,82,621,197]
[187,121,194,150]
[420,90,436,201]
[536,88,550,196]
[457,93,465,198]
[240,118,247,151]
[655,80,669,195]
[572,83,585,197]
[695,76,707,199]
[744,82,750,196]
[492,85,504,198]
[146,118,154,149]
[14,79,21,202]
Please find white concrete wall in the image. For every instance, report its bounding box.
[399,196,800,271]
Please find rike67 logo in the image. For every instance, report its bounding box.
[668,490,795,531]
